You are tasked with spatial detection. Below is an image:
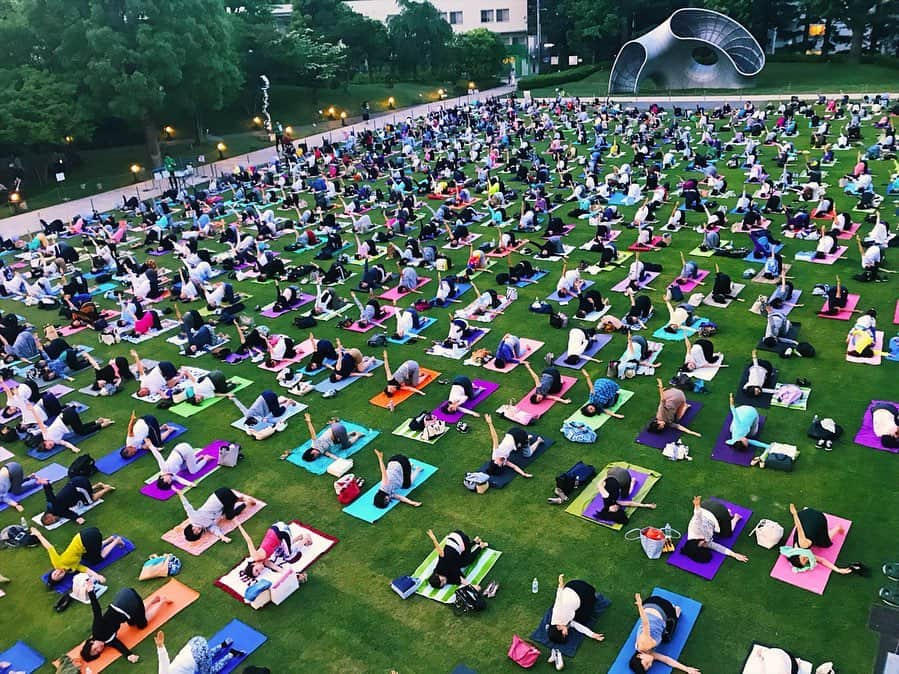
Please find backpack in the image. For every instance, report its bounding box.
[560,420,597,444]
[367,333,387,347]
[293,315,317,329]
[68,454,96,478]
[669,373,693,390]
[555,461,597,496]
[549,312,568,329]
[698,321,718,337]
[796,342,815,357]
[409,410,430,432]
[453,584,486,615]
[334,474,363,505]
[0,524,38,549]
[99,328,120,346]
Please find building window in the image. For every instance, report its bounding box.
[449,11,463,25]
[481,9,494,22]
[496,8,510,22]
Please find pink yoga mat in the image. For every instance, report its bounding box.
[256,338,314,372]
[343,305,398,333]
[818,293,860,320]
[770,514,852,594]
[611,271,660,293]
[515,376,578,416]
[139,441,226,500]
[482,338,544,373]
[797,246,847,264]
[627,236,663,252]
[837,222,861,239]
[377,277,431,301]
[671,269,709,293]
[893,299,899,324]
[846,331,884,365]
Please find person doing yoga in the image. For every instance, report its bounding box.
[237,522,312,581]
[148,442,214,491]
[178,487,255,543]
[778,504,867,576]
[382,352,426,397]
[628,593,700,674]
[726,393,768,450]
[372,449,422,509]
[579,371,624,419]
[591,466,656,525]
[33,526,125,585]
[522,362,571,405]
[425,529,489,589]
[80,583,172,663]
[483,414,541,478]
[647,379,701,436]
[682,496,748,563]
[547,575,605,645]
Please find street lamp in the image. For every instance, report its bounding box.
[64,135,74,144]
[285,126,293,136]
[130,164,141,182]
[164,125,174,139]
[252,116,262,127]
[387,96,395,110]
[216,142,226,159]
[340,111,347,126]
[327,106,336,120]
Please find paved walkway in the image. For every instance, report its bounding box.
[3,85,515,239]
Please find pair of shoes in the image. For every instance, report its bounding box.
[547,496,564,504]
[553,487,569,502]
[482,581,499,598]
[849,561,870,577]
[883,562,899,581]
[274,421,288,433]
[750,456,761,467]
[54,593,73,612]
[322,389,337,399]
[548,648,564,670]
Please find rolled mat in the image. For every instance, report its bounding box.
[667,500,753,580]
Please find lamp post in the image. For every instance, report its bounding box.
[387,96,395,110]
[130,164,141,183]
[163,125,174,140]
[216,142,226,160]
[340,111,347,126]
[252,116,262,128]
[8,191,21,214]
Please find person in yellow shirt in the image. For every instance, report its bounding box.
[32,527,124,586]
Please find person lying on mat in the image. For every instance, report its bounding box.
[328,339,376,382]
[26,401,114,455]
[564,327,602,366]
[181,369,233,405]
[629,593,700,674]
[154,629,246,674]
[662,299,694,333]
[383,354,426,397]
[33,526,125,585]
[36,475,115,526]
[227,390,295,427]
[484,414,540,478]
[148,442,215,491]
[373,449,422,509]
[617,332,657,379]
[743,644,813,674]
[295,412,364,462]
[555,265,584,298]
[393,305,422,340]
[83,353,134,395]
[442,375,481,417]
[574,287,610,320]
[779,504,867,576]
[493,333,524,369]
[468,282,506,317]
[121,412,177,458]
[306,333,338,372]
[425,529,489,589]
[760,308,798,349]
[682,335,723,371]
[647,379,701,437]
[579,371,624,419]
[0,461,37,512]
[178,487,255,543]
[682,496,748,564]
[870,403,899,448]
[673,253,702,286]
[349,291,386,327]
[80,582,172,664]
[766,270,802,312]
[131,352,184,398]
[548,575,605,644]
[522,362,571,405]
[622,289,653,330]
[726,393,769,450]
[237,522,311,582]
[592,466,656,525]
[742,350,776,399]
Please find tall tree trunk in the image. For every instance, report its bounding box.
[848,21,865,63]
[820,16,831,56]
[144,118,162,169]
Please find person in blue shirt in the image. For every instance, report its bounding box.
[579,371,624,419]
[726,393,768,450]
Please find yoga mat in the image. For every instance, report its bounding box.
[672,269,709,293]
[688,241,731,257]
[392,418,446,445]
[0,462,66,513]
[734,364,778,408]
[40,537,136,594]
[710,413,767,466]
[0,641,45,674]
[547,280,595,303]
[0,446,13,462]
[342,459,437,523]
[455,294,515,323]
[846,331,884,365]
[818,293,860,319]
[47,383,74,398]
[431,379,500,423]
[169,377,253,418]
[563,389,634,430]
[607,588,702,674]
[413,544,502,603]
[475,437,554,488]
[794,246,847,264]
[139,440,227,500]
[573,303,612,323]
[312,359,383,394]
[894,299,899,324]
[565,463,661,531]
[429,281,472,304]
[667,500,753,580]
[120,319,179,344]
[386,316,438,344]
[770,384,811,411]
[515,376,578,417]
[753,263,792,283]
[652,317,705,341]
[256,349,311,373]
[206,620,267,674]
[515,270,549,288]
[26,424,100,460]
[343,306,399,333]
[611,271,660,293]
[530,592,612,657]
[627,235,664,252]
[161,494,266,555]
[742,643,814,674]
[95,423,188,475]
[701,283,746,308]
[32,499,104,530]
[231,401,307,432]
[854,400,899,453]
[61,579,200,673]
[285,422,380,475]
[552,335,612,370]
[258,293,314,318]
[635,402,704,449]
[481,338,544,373]
[378,276,431,301]
[370,368,440,408]
[770,514,852,595]
[756,322,801,356]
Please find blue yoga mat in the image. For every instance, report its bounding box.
[0,462,67,513]
[40,537,136,593]
[607,588,702,674]
[387,317,438,345]
[95,423,188,475]
[530,591,612,657]
[286,422,380,475]
[651,317,706,341]
[313,359,383,394]
[0,641,45,673]
[343,459,438,523]
[515,269,549,288]
[207,619,268,674]
[297,358,336,377]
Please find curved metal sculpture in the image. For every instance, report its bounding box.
[608,9,765,95]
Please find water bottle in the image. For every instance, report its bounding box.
[812,414,819,425]
[531,577,539,594]
[19,517,27,529]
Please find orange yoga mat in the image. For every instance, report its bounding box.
[369,368,440,409]
[62,579,199,672]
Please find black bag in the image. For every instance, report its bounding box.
[367,333,387,347]
[555,461,597,496]
[453,584,486,615]
[668,373,692,390]
[293,315,317,329]
[549,312,568,329]
[764,453,794,472]
[68,454,97,477]
[796,342,815,357]
[23,429,43,448]
[0,524,38,549]
[409,410,429,432]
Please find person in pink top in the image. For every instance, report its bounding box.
[236,522,313,582]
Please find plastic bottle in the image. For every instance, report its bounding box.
[531,577,539,593]
[19,517,27,529]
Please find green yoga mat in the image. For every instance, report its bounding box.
[564,461,662,531]
[413,543,502,603]
[169,377,253,418]
[392,418,446,444]
[770,385,811,411]
[563,389,634,430]
[688,240,731,257]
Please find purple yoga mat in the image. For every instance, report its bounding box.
[635,402,704,449]
[667,500,753,580]
[710,412,767,466]
[223,352,251,364]
[611,271,660,293]
[854,400,899,453]
[139,441,226,500]
[552,334,612,370]
[583,468,648,524]
[259,293,314,318]
[431,380,500,423]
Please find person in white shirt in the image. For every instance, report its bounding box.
[682,495,748,563]
[548,575,605,645]
[154,630,243,674]
[871,403,899,448]
[179,488,255,543]
[149,442,213,492]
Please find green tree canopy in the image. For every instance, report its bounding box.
[451,29,507,82]
[387,0,454,77]
[292,0,390,75]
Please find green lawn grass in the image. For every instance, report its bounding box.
[1,103,897,673]
[527,61,899,97]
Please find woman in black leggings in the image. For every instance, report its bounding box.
[81,585,170,663]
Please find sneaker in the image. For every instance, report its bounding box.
[816,438,826,449]
[555,651,564,671]
[274,421,288,433]
[824,439,833,450]
[553,487,569,502]
[548,649,558,665]
[547,496,563,504]
[883,562,899,581]
[322,389,337,399]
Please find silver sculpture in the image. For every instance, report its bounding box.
[608,9,765,95]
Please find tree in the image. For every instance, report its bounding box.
[387,0,454,77]
[273,28,348,91]
[451,29,507,82]
[292,0,390,76]
[833,0,877,61]
[26,0,242,168]
[0,67,93,146]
